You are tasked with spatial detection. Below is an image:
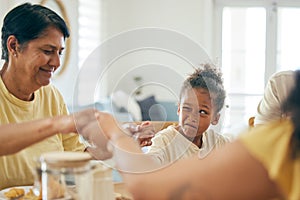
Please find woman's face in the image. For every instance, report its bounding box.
[177,88,219,139]
[15,26,65,90]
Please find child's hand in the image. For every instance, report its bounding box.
[123,121,156,147]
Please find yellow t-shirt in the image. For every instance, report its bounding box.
[0,77,85,190]
[240,120,300,199]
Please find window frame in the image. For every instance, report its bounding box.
[215,0,300,85]
[214,0,300,133]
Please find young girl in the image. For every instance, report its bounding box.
[146,63,230,165]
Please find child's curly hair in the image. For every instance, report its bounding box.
[179,63,226,114]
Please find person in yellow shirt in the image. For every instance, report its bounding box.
[80,70,300,199]
[0,2,88,189]
[0,2,154,190]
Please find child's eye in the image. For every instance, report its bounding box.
[182,106,191,111]
[199,110,208,115]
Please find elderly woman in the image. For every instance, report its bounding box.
[0,3,87,190]
[0,3,155,190]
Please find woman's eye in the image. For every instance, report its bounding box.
[43,50,53,55]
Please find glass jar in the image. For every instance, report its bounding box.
[37,151,92,200]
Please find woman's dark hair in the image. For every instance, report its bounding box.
[282,70,300,159]
[1,2,70,61]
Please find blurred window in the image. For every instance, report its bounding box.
[216,0,300,134]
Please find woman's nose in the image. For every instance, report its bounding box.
[49,52,61,68]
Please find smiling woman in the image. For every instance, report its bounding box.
[0,2,87,190]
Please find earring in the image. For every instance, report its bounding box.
[13,53,16,57]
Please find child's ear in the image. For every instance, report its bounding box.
[177,103,180,116]
[211,113,220,125]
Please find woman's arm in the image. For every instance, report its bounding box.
[123,141,282,200]
[0,117,59,155]
[0,109,98,156]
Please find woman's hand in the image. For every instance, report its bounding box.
[54,109,115,160]
[54,109,99,134]
[77,111,125,160]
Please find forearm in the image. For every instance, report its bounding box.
[0,117,63,156]
[111,134,159,170]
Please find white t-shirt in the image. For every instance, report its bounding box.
[147,125,230,165]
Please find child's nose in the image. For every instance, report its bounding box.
[190,112,199,122]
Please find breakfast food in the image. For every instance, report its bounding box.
[4,187,25,199]
[3,176,64,200]
[4,187,41,200]
[4,187,132,200]
[115,192,132,200]
[23,188,41,200]
[115,196,132,200]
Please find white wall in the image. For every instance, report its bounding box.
[77,0,217,104]
[101,0,214,55]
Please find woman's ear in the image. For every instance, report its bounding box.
[7,35,18,56]
[211,113,220,125]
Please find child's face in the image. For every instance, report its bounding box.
[177,88,220,139]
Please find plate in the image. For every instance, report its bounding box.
[0,186,33,200]
[0,183,132,200]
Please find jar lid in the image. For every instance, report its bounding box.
[40,151,92,168]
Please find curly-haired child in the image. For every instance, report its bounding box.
[147,63,231,165]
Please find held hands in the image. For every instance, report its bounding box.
[56,109,114,160]
[54,109,99,134]
[75,110,114,160]
[122,121,155,147]
[74,110,157,160]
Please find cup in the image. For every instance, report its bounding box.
[90,162,114,200]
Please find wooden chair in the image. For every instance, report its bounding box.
[150,121,178,132]
[124,121,178,132]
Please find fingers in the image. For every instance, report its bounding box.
[123,122,156,147]
[132,131,154,147]
[72,108,99,132]
[79,119,113,160]
[122,123,138,133]
[138,126,156,138]
[96,112,125,140]
[140,140,152,147]
[140,121,150,126]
